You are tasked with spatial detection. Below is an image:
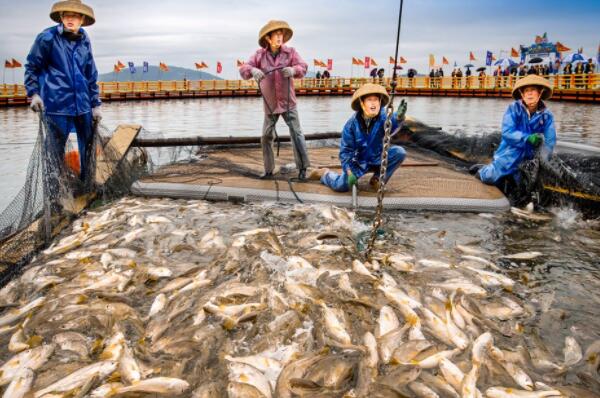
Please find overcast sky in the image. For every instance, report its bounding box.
[0,0,598,81]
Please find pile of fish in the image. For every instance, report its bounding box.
[0,197,599,398]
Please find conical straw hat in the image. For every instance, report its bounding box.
[512,74,553,100]
[50,0,95,27]
[351,83,390,111]
[258,20,293,48]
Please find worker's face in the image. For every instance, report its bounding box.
[61,12,84,32]
[266,30,284,51]
[361,95,381,118]
[521,86,542,108]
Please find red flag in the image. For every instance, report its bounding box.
[117,60,125,69]
[113,64,121,73]
[442,56,449,65]
[201,62,208,68]
[511,47,519,57]
[11,58,22,68]
[4,60,12,68]
[216,61,222,74]
[236,60,244,67]
[469,51,476,61]
[327,59,333,71]
[160,62,169,72]
[370,58,378,67]
[195,62,202,69]
[389,56,395,64]
[313,59,321,67]
[364,56,370,69]
[352,57,359,65]
[400,56,407,63]
[556,42,571,52]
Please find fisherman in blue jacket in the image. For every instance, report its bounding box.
[315,84,407,192]
[473,75,556,192]
[25,0,101,198]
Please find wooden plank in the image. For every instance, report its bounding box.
[95,124,141,185]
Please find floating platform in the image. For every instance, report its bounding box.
[131,146,509,212]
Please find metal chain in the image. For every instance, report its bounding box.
[366,100,395,259]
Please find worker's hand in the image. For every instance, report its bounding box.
[30,94,44,112]
[251,68,265,83]
[281,67,295,78]
[92,107,102,123]
[526,133,542,147]
[396,99,408,122]
[347,171,358,188]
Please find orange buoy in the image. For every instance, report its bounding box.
[65,150,81,176]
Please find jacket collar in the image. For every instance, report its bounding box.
[260,45,292,56]
[57,24,85,40]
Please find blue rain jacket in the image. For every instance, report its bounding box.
[479,100,556,184]
[340,108,401,178]
[25,25,100,116]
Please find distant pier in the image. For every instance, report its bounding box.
[1,74,598,106]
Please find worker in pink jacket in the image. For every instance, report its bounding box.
[240,20,310,180]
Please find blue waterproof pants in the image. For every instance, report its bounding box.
[321,145,406,192]
[45,113,94,201]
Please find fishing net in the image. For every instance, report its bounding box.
[400,124,600,215]
[0,115,151,277]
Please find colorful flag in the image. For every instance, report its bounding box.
[485,51,493,66]
[236,60,245,67]
[128,62,136,74]
[389,56,395,64]
[11,59,22,68]
[201,62,208,68]
[159,62,169,72]
[556,42,571,52]
[400,56,407,63]
[511,47,519,57]
[327,59,333,71]
[4,60,12,68]
[313,59,322,67]
[195,62,202,69]
[428,54,435,67]
[216,62,222,74]
[364,56,370,69]
[442,56,449,65]
[469,52,476,61]
[143,61,148,73]
[117,60,126,69]
[370,58,378,67]
[113,64,121,73]
[356,58,364,66]
[352,57,359,65]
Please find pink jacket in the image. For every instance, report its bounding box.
[240,45,308,115]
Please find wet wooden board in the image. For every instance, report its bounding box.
[95,124,142,185]
[138,146,505,202]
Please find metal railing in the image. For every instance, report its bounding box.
[1,73,598,98]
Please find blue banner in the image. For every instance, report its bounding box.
[143,61,149,73]
[485,51,493,66]
[128,62,136,74]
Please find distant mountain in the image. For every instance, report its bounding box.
[99,65,221,82]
